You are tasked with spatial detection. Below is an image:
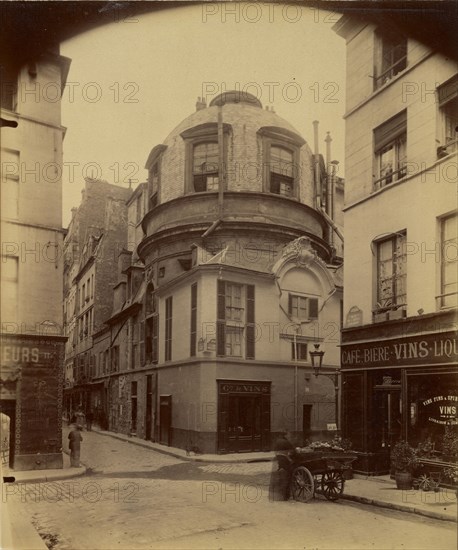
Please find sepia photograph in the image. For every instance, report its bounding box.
[0,1,457,549]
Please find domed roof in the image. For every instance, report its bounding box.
[162,91,303,145]
[209,90,262,109]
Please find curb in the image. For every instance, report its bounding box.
[341,493,456,523]
[94,429,275,464]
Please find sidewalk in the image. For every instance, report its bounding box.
[1,453,86,549]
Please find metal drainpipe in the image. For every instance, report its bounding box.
[218,105,224,217]
[202,106,225,239]
[312,120,321,209]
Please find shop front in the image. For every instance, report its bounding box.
[341,312,457,475]
[217,379,271,453]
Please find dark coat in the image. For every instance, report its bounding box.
[68,429,83,450]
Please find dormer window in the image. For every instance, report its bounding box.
[145,144,167,209]
[374,29,407,90]
[192,141,219,192]
[181,122,231,194]
[270,146,294,197]
[258,126,305,200]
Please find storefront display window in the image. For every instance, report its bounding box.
[407,371,457,454]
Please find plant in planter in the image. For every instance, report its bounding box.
[441,426,458,462]
[391,441,417,490]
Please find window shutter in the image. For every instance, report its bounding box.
[152,315,158,364]
[246,285,255,359]
[216,320,226,356]
[288,293,293,315]
[308,298,319,319]
[217,280,226,320]
[438,74,458,107]
[373,110,407,152]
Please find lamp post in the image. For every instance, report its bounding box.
[309,344,340,430]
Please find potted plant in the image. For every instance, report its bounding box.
[391,441,417,489]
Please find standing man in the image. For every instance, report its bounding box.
[68,424,83,467]
[86,409,94,431]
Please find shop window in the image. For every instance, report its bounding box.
[373,111,407,189]
[165,296,173,361]
[440,214,458,308]
[288,294,319,320]
[190,283,197,357]
[291,342,308,361]
[257,126,304,200]
[375,232,407,314]
[374,29,407,90]
[437,75,458,158]
[217,281,255,359]
[181,123,231,194]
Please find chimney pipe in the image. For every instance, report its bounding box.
[196,97,206,111]
[325,132,332,217]
[312,120,321,209]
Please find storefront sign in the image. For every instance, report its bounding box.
[341,331,457,368]
[219,381,270,394]
[422,395,458,425]
[1,336,64,455]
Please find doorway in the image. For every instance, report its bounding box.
[159,395,172,446]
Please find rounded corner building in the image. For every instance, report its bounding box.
[130,90,344,453]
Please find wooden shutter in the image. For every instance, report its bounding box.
[152,315,158,364]
[288,293,293,315]
[217,280,226,356]
[308,298,319,319]
[246,284,255,359]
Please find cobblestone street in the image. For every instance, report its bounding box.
[4,430,453,549]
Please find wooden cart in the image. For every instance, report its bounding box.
[277,450,357,502]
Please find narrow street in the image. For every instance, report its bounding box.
[11,430,456,550]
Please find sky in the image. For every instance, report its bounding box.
[60,2,346,226]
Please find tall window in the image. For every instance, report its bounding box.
[131,381,138,433]
[111,346,120,372]
[145,288,158,364]
[217,281,255,359]
[1,255,18,321]
[437,75,458,157]
[375,232,407,313]
[270,146,294,197]
[165,296,173,361]
[374,30,407,90]
[373,111,407,189]
[149,162,159,208]
[288,294,319,320]
[192,142,219,192]
[1,149,19,220]
[440,215,458,308]
[190,283,197,357]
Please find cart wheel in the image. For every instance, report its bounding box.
[290,466,314,502]
[321,471,345,501]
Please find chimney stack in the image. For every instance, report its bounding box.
[196,97,207,111]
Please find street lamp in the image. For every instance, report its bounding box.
[309,344,340,430]
[309,343,325,377]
